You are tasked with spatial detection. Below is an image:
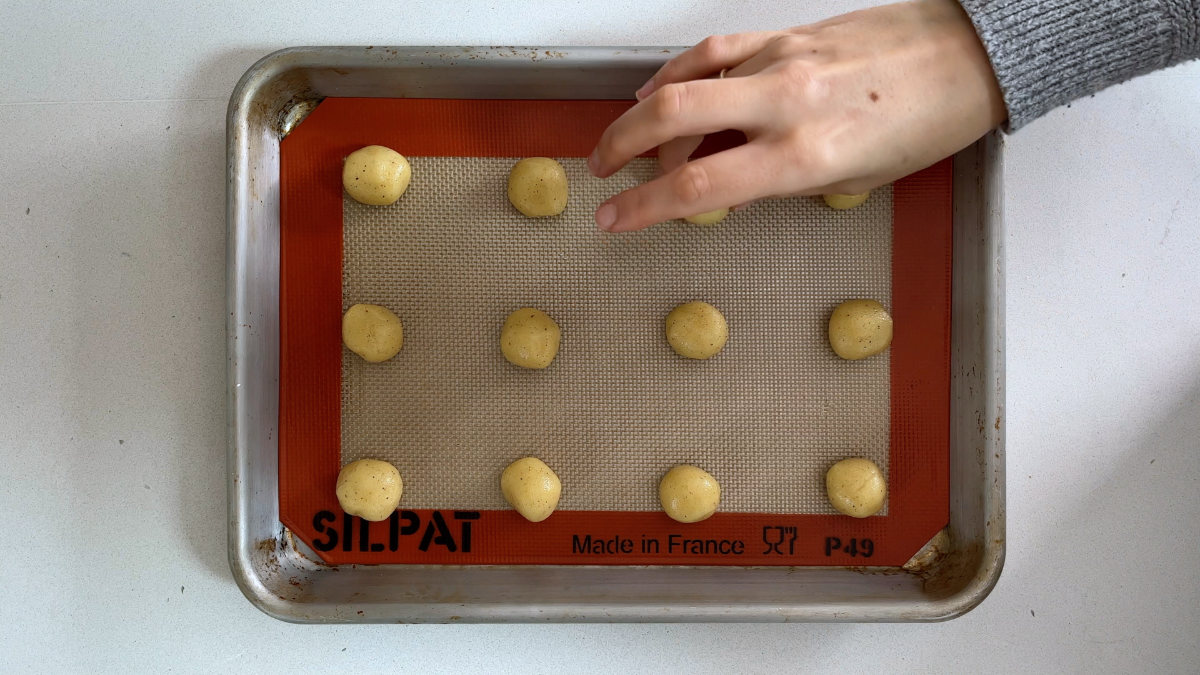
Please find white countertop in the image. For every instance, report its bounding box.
[2,1,1198,671]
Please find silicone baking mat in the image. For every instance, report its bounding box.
[279,98,951,566]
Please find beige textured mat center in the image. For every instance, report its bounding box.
[341,156,892,513]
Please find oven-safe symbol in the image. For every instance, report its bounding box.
[762,526,797,555]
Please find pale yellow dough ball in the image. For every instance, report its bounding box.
[500,457,562,522]
[823,192,870,210]
[336,459,403,521]
[665,301,728,359]
[500,307,561,369]
[507,157,568,217]
[342,145,412,205]
[684,208,729,225]
[825,457,886,518]
[828,299,893,360]
[342,303,404,362]
[659,465,721,523]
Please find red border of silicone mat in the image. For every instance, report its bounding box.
[278,98,951,566]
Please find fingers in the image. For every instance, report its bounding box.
[590,77,763,178]
[636,31,780,100]
[725,33,815,79]
[594,143,779,233]
[657,135,703,174]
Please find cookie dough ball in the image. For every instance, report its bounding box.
[500,307,561,369]
[342,145,412,205]
[336,459,403,521]
[665,301,728,359]
[823,192,870,210]
[825,458,886,518]
[684,208,729,225]
[659,465,721,523]
[342,303,404,362]
[500,457,562,522]
[828,299,893,360]
[507,157,568,217]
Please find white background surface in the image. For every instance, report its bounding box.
[1,0,1198,671]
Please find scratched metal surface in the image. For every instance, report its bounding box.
[228,47,1004,623]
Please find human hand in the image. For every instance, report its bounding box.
[587,0,1007,232]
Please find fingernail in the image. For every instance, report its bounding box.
[635,79,653,100]
[595,203,618,231]
[587,149,600,175]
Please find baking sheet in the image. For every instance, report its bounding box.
[232,48,1004,622]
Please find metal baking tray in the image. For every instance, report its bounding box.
[227,46,1005,622]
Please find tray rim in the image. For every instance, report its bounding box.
[227,45,1005,623]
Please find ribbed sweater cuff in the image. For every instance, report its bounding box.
[958,0,1200,130]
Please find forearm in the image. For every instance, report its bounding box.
[958,0,1200,129]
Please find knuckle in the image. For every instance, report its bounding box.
[673,163,712,205]
[614,186,651,226]
[766,33,804,57]
[775,60,827,100]
[777,132,816,169]
[784,134,837,181]
[776,137,808,174]
[630,186,654,217]
[651,82,687,121]
[694,34,726,62]
[624,186,646,211]
[807,144,837,178]
[778,59,814,86]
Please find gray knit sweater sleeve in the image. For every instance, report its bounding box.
[957,0,1200,129]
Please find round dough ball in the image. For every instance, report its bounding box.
[684,208,729,225]
[500,457,562,522]
[507,157,568,217]
[828,299,893,360]
[665,301,728,359]
[825,457,886,518]
[659,465,721,523]
[500,307,561,369]
[342,303,404,362]
[336,459,403,521]
[342,145,412,206]
[823,192,870,210]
